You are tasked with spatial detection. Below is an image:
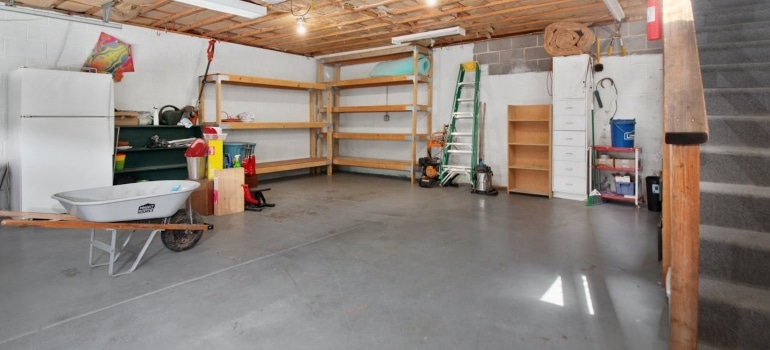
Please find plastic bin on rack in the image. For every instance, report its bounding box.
[616,182,635,196]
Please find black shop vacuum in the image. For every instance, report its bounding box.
[471,160,498,195]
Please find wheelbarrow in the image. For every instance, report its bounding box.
[0,180,213,277]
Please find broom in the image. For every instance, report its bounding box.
[586,99,603,206]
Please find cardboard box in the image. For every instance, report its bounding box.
[114,111,139,126]
[614,158,636,169]
[189,179,214,216]
[595,158,614,167]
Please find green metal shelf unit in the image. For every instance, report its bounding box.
[113,125,203,184]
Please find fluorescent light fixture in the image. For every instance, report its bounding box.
[601,0,625,22]
[0,5,122,28]
[175,0,267,19]
[391,26,466,45]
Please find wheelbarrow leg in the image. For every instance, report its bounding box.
[89,227,163,277]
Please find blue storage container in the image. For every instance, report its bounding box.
[616,182,635,196]
[611,119,636,148]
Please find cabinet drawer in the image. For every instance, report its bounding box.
[553,160,587,178]
[553,114,586,131]
[553,99,586,116]
[553,175,588,194]
[552,146,586,162]
[552,131,585,146]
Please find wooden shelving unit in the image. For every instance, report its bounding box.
[199,73,330,175]
[318,45,432,183]
[507,105,552,197]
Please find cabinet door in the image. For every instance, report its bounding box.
[553,175,587,194]
[553,55,590,99]
[553,131,586,147]
[553,115,586,131]
[553,160,587,178]
[552,146,586,162]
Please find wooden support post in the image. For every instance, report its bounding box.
[668,145,700,349]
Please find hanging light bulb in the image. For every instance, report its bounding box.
[426,0,437,6]
[296,17,307,34]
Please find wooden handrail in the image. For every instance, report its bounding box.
[661,0,709,349]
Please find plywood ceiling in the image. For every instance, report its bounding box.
[11,0,647,57]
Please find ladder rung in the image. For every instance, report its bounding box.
[457,98,475,102]
[452,116,474,120]
[447,150,472,154]
[458,82,475,86]
[446,142,472,146]
[451,132,473,136]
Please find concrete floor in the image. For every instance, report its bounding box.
[0,173,668,349]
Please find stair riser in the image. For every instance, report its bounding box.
[701,152,770,186]
[705,90,770,115]
[697,24,770,45]
[707,117,770,147]
[694,7,770,26]
[702,66,770,89]
[699,43,770,65]
[701,192,770,232]
[699,298,770,349]
[700,238,770,287]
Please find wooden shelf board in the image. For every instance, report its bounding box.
[509,142,549,146]
[116,163,186,173]
[327,75,430,88]
[510,119,550,122]
[255,157,329,175]
[509,164,549,171]
[324,104,429,113]
[333,132,428,141]
[507,188,551,197]
[220,122,326,130]
[333,157,412,171]
[203,74,325,90]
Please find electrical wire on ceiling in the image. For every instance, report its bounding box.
[290,0,313,17]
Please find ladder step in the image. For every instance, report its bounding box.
[451,132,473,136]
[452,116,474,120]
[457,98,475,102]
[446,142,472,146]
[458,82,475,86]
[447,150,472,154]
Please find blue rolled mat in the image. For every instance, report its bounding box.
[370,55,430,77]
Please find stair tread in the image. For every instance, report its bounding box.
[701,182,770,198]
[708,114,770,120]
[701,62,770,71]
[699,39,770,50]
[704,87,770,93]
[701,145,770,156]
[700,277,770,314]
[697,19,770,32]
[701,224,770,249]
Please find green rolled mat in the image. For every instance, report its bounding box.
[370,55,430,77]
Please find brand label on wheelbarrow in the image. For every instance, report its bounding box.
[137,203,156,214]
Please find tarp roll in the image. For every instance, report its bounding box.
[370,55,430,77]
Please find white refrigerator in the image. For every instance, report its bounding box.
[7,68,115,213]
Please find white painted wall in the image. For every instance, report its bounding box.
[0,9,317,167]
[0,9,662,192]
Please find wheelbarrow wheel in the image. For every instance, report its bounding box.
[161,209,204,252]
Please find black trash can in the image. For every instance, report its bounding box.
[646,176,662,212]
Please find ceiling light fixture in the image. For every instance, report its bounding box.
[426,0,437,6]
[391,26,466,45]
[296,17,307,34]
[174,0,267,19]
[601,0,625,22]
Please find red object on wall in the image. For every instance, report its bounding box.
[647,0,662,41]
